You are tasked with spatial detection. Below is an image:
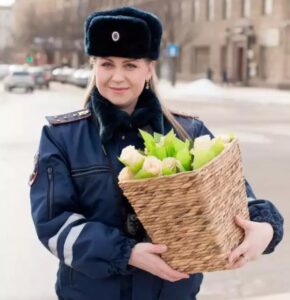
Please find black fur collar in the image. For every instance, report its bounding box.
[89,87,164,143]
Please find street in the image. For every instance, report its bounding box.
[0,81,289,300]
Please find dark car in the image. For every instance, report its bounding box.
[28,67,50,89]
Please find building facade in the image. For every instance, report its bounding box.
[150,0,290,87]
[0,5,13,51]
[115,0,290,87]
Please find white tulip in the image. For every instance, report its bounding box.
[118,167,134,182]
[119,145,145,173]
[142,156,163,176]
[191,135,212,153]
[215,134,231,143]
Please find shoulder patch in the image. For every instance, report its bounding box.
[28,150,39,186]
[170,110,199,120]
[46,109,91,125]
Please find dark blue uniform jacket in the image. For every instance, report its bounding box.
[30,88,283,300]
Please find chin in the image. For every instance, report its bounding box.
[108,95,130,106]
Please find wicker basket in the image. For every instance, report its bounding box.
[119,139,249,273]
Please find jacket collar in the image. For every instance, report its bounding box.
[89,87,164,143]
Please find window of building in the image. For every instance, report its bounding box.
[206,0,215,21]
[220,45,228,71]
[259,46,268,79]
[262,0,273,15]
[194,0,200,21]
[285,27,290,54]
[191,0,195,21]
[173,2,181,20]
[222,0,232,19]
[242,0,251,18]
[181,1,191,22]
[192,46,210,74]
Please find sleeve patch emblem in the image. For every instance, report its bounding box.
[28,151,39,186]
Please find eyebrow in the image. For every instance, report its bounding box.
[102,57,138,63]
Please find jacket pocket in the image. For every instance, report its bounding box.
[47,167,54,220]
[71,165,110,178]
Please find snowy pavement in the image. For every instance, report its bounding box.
[158,79,290,106]
[158,79,290,146]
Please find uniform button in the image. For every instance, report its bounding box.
[121,135,125,140]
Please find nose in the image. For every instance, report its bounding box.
[111,68,125,83]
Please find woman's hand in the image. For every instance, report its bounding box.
[228,215,274,269]
[128,242,189,282]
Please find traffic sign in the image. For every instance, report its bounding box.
[166,44,180,57]
[26,56,33,63]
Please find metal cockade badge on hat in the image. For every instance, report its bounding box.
[112,31,120,42]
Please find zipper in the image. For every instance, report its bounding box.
[71,165,110,177]
[47,167,54,220]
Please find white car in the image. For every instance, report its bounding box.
[4,70,35,92]
[0,64,9,80]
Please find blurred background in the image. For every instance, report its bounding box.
[0,0,289,299]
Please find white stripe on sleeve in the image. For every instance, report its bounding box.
[48,213,85,257]
[64,223,86,267]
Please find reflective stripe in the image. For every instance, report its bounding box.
[64,223,86,267]
[247,197,256,201]
[48,213,85,257]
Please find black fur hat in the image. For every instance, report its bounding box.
[84,6,162,60]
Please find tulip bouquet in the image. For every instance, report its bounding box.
[118,129,235,182]
[118,129,249,273]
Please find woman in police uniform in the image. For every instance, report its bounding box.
[30,6,283,300]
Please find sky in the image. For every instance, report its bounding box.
[0,0,15,6]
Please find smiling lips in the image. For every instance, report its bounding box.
[110,87,129,93]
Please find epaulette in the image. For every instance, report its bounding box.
[170,110,199,120]
[46,108,91,125]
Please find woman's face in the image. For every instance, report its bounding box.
[94,57,154,114]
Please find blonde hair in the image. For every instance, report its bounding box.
[83,57,191,141]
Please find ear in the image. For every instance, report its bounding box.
[146,60,155,80]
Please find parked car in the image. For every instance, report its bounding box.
[69,69,84,85]
[51,67,62,81]
[4,70,35,92]
[0,64,9,80]
[28,67,50,89]
[52,67,75,83]
[69,69,91,88]
[42,65,54,82]
[75,69,92,88]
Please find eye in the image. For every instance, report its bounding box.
[101,62,113,68]
[125,63,137,69]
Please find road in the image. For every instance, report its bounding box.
[0,82,289,300]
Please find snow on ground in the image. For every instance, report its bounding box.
[158,79,290,105]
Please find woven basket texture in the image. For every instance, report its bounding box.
[119,139,249,273]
